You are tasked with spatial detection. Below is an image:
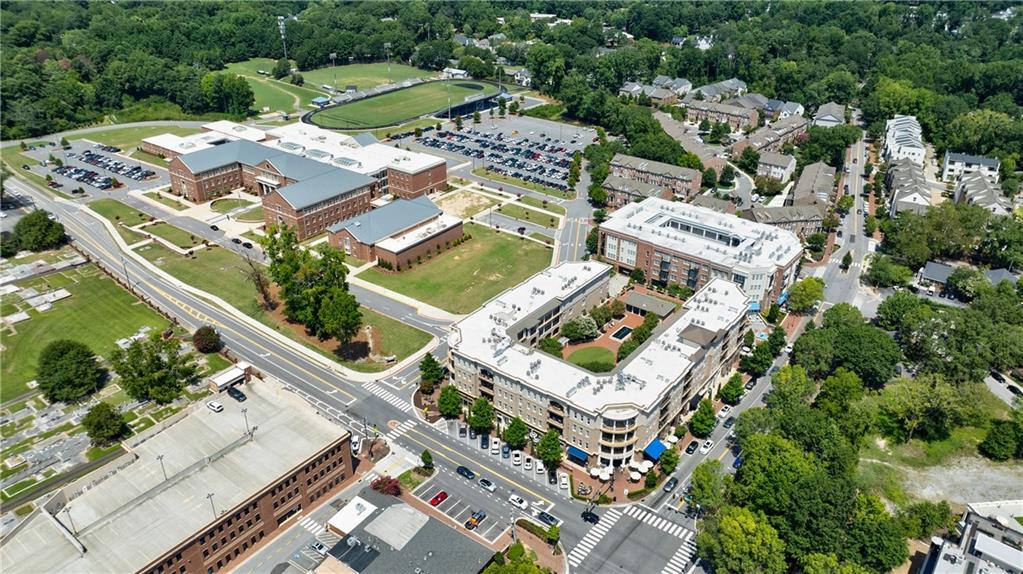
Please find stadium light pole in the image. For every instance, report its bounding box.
[330,52,337,91]
[277,16,289,61]
[384,43,392,84]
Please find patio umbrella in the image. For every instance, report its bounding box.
[599,470,611,482]
[642,460,654,471]
[629,471,641,482]
[666,435,679,444]
[637,463,649,473]
[628,460,641,471]
[589,466,601,478]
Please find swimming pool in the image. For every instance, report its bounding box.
[611,326,633,341]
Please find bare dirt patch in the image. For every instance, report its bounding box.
[436,190,496,219]
[902,457,1023,504]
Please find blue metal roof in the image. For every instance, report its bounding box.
[264,153,335,181]
[176,140,280,174]
[566,446,589,462]
[327,196,441,244]
[276,170,375,211]
[644,439,667,461]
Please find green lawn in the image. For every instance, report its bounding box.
[144,222,202,249]
[0,265,170,403]
[134,243,428,372]
[85,126,199,152]
[358,223,551,313]
[211,198,255,214]
[143,192,187,211]
[236,205,264,222]
[530,232,554,246]
[225,57,280,77]
[567,346,615,372]
[518,195,566,215]
[88,199,151,243]
[203,352,233,375]
[497,203,559,229]
[129,149,170,165]
[300,63,435,91]
[311,80,499,128]
[472,167,575,199]
[247,78,298,113]
[225,58,327,111]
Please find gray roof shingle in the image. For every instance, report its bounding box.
[327,196,441,244]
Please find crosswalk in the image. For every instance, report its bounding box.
[621,505,690,538]
[363,382,413,412]
[567,508,623,567]
[297,516,323,534]
[385,419,417,441]
[661,534,698,574]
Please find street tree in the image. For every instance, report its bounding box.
[468,397,495,432]
[841,251,853,270]
[787,277,825,313]
[767,327,787,356]
[82,402,127,445]
[502,417,529,449]
[535,429,563,469]
[719,373,745,405]
[420,449,434,469]
[318,288,362,346]
[418,353,444,394]
[13,210,66,252]
[740,343,773,377]
[110,333,197,404]
[690,459,726,513]
[765,303,781,324]
[437,385,462,418]
[191,325,221,353]
[660,445,680,474]
[689,399,717,438]
[696,505,787,574]
[37,340,106,403]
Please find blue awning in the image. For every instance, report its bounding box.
[644,439,667,461]
[777,291,789,306]
[567,446,589,463]
[748,301,761,312]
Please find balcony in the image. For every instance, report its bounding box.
[548,412,564,425]
[599,434,637,448]
[601,421,637,434]
[548,401,565,414]
[479,379,494,391]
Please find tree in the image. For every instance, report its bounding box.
[502,417,529,449]
[876,376,970,441]
[802,553,873,574]
[843,494,909,573]
[545,524,560,545]
[81,402,127,445]
[815,368,865,420]
[13,210,65,251]
[898,501,954,540]
[469,397,494,433]
[272,57,290,79]
[37,340,106,403]
[767,327,787,356]
[473,110,481,124]
[720,373,745,405]
[420,449,434,469]
[191,325,221,353]
[702,167,718,189]
[719,164,736,187]
[841,251,853,270]
[765,303,781,324]
[561,315,598,341]
[864,255,913,287]
[788,277,825,313]
[245,255,275,310]
[689,399,717,438]
[318,288,362,346]
[289,73,304,86]
[690,460,726,513]
[455,115,463,130]
[946,266,987,301]
[110,332,197,404]
[765,365,816,411]
[740,343,773,377]
[737,147,761,174]
[535,429,563,469]
[629,267,646,285]
[438,385,462,418]
[836,195,854,214]
[371,475,402,496]
[696,506,787,574]
[660,446,680,474]
[979,420,1018,461]
[875,290,924,331]
[418,354,444,394]
[538,337,562,356]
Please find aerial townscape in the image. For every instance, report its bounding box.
[2,2,1023,574]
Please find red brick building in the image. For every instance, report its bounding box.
[328,196,463,268]
[609,153,702,201]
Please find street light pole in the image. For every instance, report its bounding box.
[157,454,168,481]
[63,507,76,535]
[207,493,217,519]
[242,408,250,435]
[121,256,133,293]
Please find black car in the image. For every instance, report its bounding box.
[536,511,559,527]
[1008,385,1023,397]
[581,511,600,524]
[231,237,242,244]
[210,225,219,231]
[685,441,699,455]
[458,425,467,438]
[991,371,1007,384]
[469,427,477,440]
[502,444,510,458]
[723,416,736,429]
[547,472,557,485]
[456,465,476,480]
[663,477,679,492]
[226,386,247,402]
[480,434,489,450]
[242,241,253,249]
[744,379,756,391]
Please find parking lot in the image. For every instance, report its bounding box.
[20,140,170,194]
[402,116,598,194]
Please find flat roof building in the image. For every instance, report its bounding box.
[598,197,802,310]
[0,379,353,574]
[448,261,748,467]
[141,121,269,160]
[919,500,1023,574]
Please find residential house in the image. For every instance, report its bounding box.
[609,153,702,201]
[788,162,836,209]
[513,68,532,87]
[941,152,1001,183]
[742,205,825,237]
[731,115,809,156]
[954,172,1009,215]
[690,195,737,214]
[603,175,671,210]
[813,102,846,128]
[687,78,747,102]
[883,115,925,165]
[886,158,931,216]
[722,93,769,111]
[779,102,805,119]
[453,33,471,47]
[684,101,759,131]
[756,152,797,183]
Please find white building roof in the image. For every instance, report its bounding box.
[142,131,235,155]
[327,496,378,535]
[601,197,802,274]
[265,123,442,175]
[0,380,346,574]
[376,213,462,254]
[448,262,748,414]
[202,120,269,142]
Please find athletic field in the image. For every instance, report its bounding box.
[310,80,500,128]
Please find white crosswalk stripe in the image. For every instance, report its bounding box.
[298,516,323,534]
[621,505,689,539]
[567,508,623,567]
[363,382,413,412]
[661,537,699,574]
[385,419,417,441]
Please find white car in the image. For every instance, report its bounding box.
[206,400,224,413]
[536,460,545,474]
[491,441,500,455]
[524,457,533,471]
[784,343,793,354]
[717,405,731,419]
[512,451,522,466]
[699,440,714,455]
[508,494,528,510]
[558,473,569,490]
[479,478,496,492]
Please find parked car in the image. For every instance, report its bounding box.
[717,405,731,419]
[210,225,219,231]
[558,473,569,490]
[1009,385,1023,397]
[206,400,224,413]
[663,477,679,492]
[309,541,328,557]
[508,494,528,510]
[685,441,699,455]
[535,460,545,475]
[512,451,522,466]
[458,425,467,438]
[491,441,500,456]
[733,456,744,470]
[351,435,363,455]
[457,466,476,480]
[699,440,714,455]
[991,371,1007,385]
[723,416,736,429]
[242,241,253,249]
[744,378,757,391]
[480,434,489,450]
[502,444,511,458]
[469,428,477,440]
[524,457,533,471]
[465,510,487,530]
[581,511,600,524]
[226,386,247,402]
[479,478,496,492]
[430,491,449,506]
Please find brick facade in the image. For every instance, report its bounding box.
[608,155,702,201]
[169,158,243,203]
[139,434,352,574]
[684,101,759,131]
[262,184,375,241]
[328,219,464,269]
[388,162,447,199]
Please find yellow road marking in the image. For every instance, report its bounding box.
[403,427,552,505]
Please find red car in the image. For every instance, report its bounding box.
[430,491,449,506]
